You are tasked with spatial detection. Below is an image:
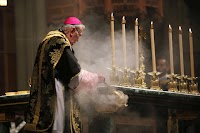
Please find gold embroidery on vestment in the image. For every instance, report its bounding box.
[50,49,62,65]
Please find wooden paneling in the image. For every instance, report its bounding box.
[0,0,17,94]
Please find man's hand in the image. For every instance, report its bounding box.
[98,74,105,83]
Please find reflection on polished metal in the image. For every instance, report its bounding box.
[110,65,120,85]
[179,76,189,93]
[189,77,199,95]
[121,68,131,87]
[168,74,178,92]
[150,72,161,90]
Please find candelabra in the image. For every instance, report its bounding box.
[139,52,147,88]
[121,68,131,87]
[133,70,142,88]
[133,52,147,88]
[149,72,161,90]
[189,77,199,95]
[110,65,119,85]
[179,76,188,93]
[133,26,147,88]
[168,74,178,92]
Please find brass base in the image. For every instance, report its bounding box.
[121,76,131,87]
[179,82,188,93]
[134,77,142,88]
[110,74,119,85]
[121,69,131,87]
[168,81,178,92]
[190,83,199,95]
[133,70,147,88]
[150,79,161,90]
[109,65,120,85]
[149,72,161,90]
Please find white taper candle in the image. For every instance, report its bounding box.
[168,25,174,74]
[189,28,195,78]
[110,13,115,66]
[179,26,184,76]
[122,16,127,68]
[150,21,156,72]
[135,18,139,70]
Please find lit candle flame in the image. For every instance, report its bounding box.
[150,21,154,29]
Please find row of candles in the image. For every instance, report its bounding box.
[115,16,140,70]
[110,13,198,94]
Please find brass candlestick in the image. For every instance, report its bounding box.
[121,68,131,87]
[168,74,178,92]
[133,26,147,88]
[110,65,119,85]
[179,76,188,93]
[133,70,142,88]
[149,72,161,90]
[189,77,199,95]
[139,52,147,88]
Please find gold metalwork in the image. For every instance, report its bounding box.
[139,52,147,88]
[189,77,199,95]
[133,70,142,88]
[133,54,147,88]
[179,76,188,93]
[133,26,147,88]
[168,74,178,92]
[121,68,131,87]
[149,72,161,90]
[110,65,119,85]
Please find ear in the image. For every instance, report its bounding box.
[69,28,75,37]
[70,27,76,33]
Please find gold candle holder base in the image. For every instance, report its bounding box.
[133,70,142,88]
[149,72,161,90]
[121,68,131,87]
[110,65,119,85]
[132,70,147,88]
[179,76,189,93]
[168,74,178,92]
[189,77,199,95]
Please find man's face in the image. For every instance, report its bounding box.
[156,59,169,75]
[68,27,84,45]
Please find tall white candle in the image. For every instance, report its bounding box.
[135,18,139,70]
[168,25,174,74]
[179,26,184,76]
[110,13,115,66]
[122,16,127,68]
[150,21,156,72]
[189,28,195,78]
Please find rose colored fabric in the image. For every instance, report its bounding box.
[78,70,99,90]
[64,17,82,25]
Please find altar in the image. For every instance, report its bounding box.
[0,87,200,133]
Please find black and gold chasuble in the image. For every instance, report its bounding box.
[24,30,82,133]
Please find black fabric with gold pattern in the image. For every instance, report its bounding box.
[24,30,81,132]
